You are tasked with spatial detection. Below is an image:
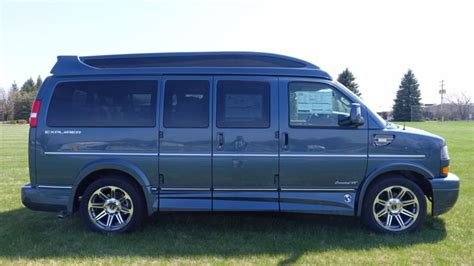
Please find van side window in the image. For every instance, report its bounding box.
[163,80,210,128]
[47,80,157,127]
[289,82,352,127]
[216,80,270,128]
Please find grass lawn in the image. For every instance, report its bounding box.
[0,122,472,265]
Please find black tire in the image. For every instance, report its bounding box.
[80,176,146,233]
[362,176,426,234]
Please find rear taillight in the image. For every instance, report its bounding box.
[29,99,41,127]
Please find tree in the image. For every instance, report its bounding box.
[11,81,19,93]
[337,68,362,97]
[2,77,42,121]
[20,77,36,93]
[13,91,35,120]
[0,83,19,120]
[0,88,7,120]
[448,92,472,120]
[35,76,43,91]
[392,69,423,121]
[7,86,17,120]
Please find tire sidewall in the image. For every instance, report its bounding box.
[80,176,145,233]
[362,176,427,234]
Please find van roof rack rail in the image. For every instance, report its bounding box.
[50,52,332,79]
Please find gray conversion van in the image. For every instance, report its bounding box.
[22,52,459,233]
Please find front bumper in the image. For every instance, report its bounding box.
[21,184,71,212]
[430,173,460,216]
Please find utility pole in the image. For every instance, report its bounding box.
[439,80,446,120]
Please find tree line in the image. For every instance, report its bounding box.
[0,76,42,121]
[336,68,471,121]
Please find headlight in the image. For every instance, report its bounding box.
[441,145,450,161]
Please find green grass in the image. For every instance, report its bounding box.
[0,122,472,265]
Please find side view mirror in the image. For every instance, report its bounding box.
[350,103,365,126]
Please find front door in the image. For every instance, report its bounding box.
[212,77,279,211]
[159,77,212,211]
[279,78,368,215]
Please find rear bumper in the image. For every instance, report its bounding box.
[430,173,460,216]
[21,184,71,212]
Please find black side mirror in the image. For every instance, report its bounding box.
[350,103,364,126]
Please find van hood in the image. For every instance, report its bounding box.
[388,123,445,144]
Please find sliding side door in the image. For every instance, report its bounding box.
[212,76,279,211]
[158,77,213,211]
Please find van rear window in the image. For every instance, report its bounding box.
[47,80,157,127]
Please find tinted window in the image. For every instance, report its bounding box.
[163,80,210,128]
[47,80,157,127]
[216,80,270,128]
[289,82,352,127]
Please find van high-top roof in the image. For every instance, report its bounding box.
[50,52,332,79]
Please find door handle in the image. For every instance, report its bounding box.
[217,132,224,150]
[282,132,289,150]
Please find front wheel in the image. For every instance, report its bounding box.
[362,176,426,233]
[80,177,145,233]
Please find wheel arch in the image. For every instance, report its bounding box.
[67,159,156,215]
[356,163,434,216]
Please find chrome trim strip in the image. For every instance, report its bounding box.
[214,188,278,191]
[43,152,425,159]
[280,154,425,159]
[160,153,211,157]
[44,152,158,156]
[161,187,353,192]
[369,154,426,159]
[37,185,73,189]
[160,187,211,191]
[280,188,356,192]
[214,154,278,157]
[280,154,367,158]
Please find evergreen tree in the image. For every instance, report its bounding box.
[337,68,362,97]
[13,91,35,120]
[20,77,36,93]
[392,69,423,121]
[35,76,43,91]
[11,82,19,93]
[12,76,41,120]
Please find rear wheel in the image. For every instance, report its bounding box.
[362,176,426,233]
[80,177,145,233]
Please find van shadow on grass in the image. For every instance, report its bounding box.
[0,208,447,264]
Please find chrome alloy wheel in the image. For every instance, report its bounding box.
[373,185,420,232]
[88,186,134,231]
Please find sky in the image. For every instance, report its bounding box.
[1,0,473,111]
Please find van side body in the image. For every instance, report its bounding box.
[21,52,459,233]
